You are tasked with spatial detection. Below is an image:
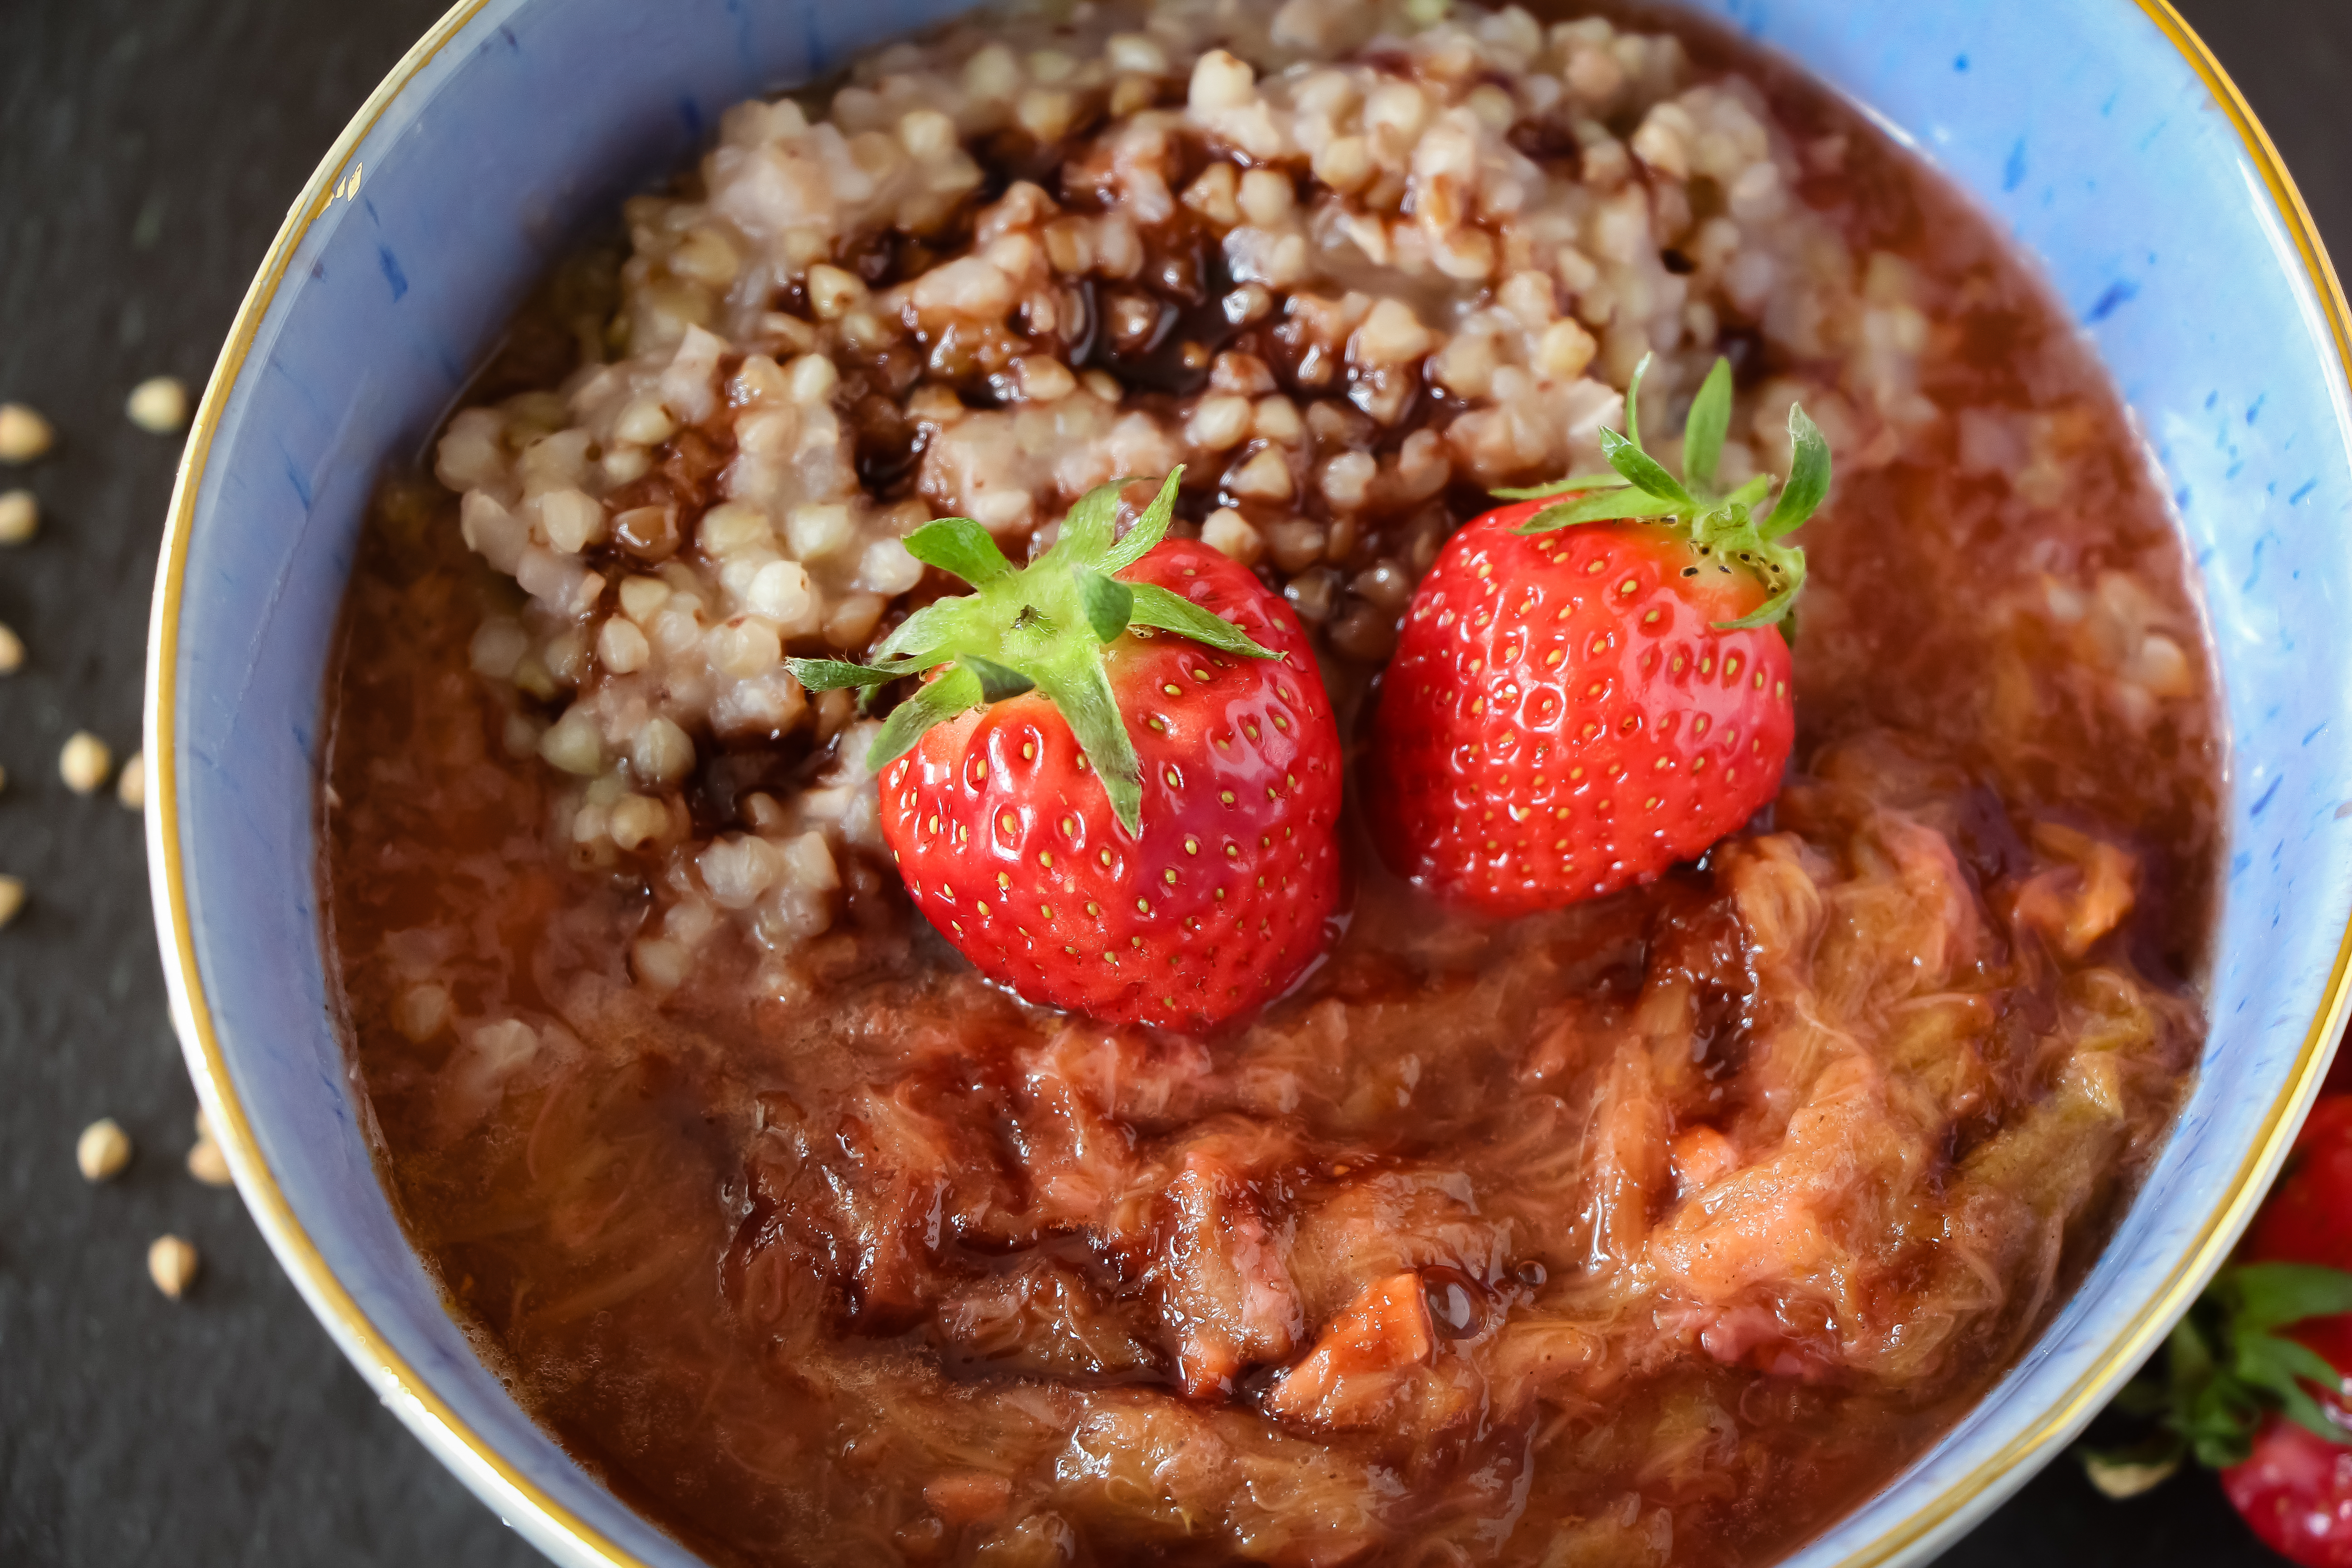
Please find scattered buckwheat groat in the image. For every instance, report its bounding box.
[126,376,190,435]
[59,731,111,794]
[0,403,54,463]
[186,1134,232,1188]
[0,876,23,929]
[0,623,21,674]
[76,1117,132,1182]
[147,1235,200,1299]
[117,750,145,810]
[0,488,35,544]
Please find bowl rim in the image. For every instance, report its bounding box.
[141,2,2352,1564]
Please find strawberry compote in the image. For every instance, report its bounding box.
[322,2,2219,1563]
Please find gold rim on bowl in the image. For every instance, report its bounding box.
[138,3,2352,1565]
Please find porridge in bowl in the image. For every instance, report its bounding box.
[322,1,2220,1563]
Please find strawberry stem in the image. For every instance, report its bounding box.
[1505,353,1833,631]
[785,467,1278,835]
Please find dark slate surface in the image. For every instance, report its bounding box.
[0,1,2337,1564]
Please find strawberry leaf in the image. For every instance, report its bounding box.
[1622,352,1649,449]
[2167,1311,2266,1469]
[1492,471,1631,501]
[2239,1330,2352,1448]
[902,516,1012,586]
[2237,1329,2343,1393]
[1683,357,1735,490]
[1074,567,1136,644]
[1099,469,1186,573]
[1126,583,1277,659]
[1515,488,1685,533]
[866,664,985,770]
[787,657,907,691]
[1034,659,1143,835]
[1762,404,1832,540]
[2224,1261,2352,1333]
[1049,469,1188,575]
[871,598,967,666]
[1048,480,1126,568]
[1601,426,1693,506]
[2170,1311,2219,1389]
[961,653,1036,702]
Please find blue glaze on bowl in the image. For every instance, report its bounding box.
[149,2,2352,1564]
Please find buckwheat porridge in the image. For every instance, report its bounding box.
[321,2,2221,1564]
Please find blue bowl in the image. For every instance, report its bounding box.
[145,1,2352,1563]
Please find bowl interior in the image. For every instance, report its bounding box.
[152,2,2352,1564]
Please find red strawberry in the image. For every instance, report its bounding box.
[791,472,1343,1032]
[2076,1096,2352,1566]
[1369,355,1828,915]
[2222,1417,2352,1566]
[2214,1098,2352,1566]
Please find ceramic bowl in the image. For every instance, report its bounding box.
[145,1,2352,1563]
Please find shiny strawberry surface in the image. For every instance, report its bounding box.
[1369,498,1796,915]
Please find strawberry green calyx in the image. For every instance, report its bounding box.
[2078,1259,2352,1492]
[784,467,1277,835]
[1498,354,1833,630]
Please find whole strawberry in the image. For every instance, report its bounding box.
[1368,356,1829,916]
[2074,1096,2352,1568]
[2215,1097,2352,1566]
[791,471,1343,1031]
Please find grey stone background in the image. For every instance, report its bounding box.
[0,1,2337,1563]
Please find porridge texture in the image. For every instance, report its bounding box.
[325,1,2220,1564]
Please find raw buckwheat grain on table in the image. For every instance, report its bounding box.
[323,2,2223,1563]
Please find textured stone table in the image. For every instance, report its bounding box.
[0,2,2337,1563]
